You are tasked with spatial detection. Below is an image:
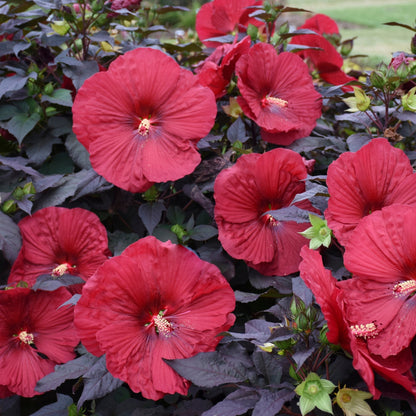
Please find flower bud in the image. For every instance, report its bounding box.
[411,34,416,55]
[2,200,17,214]
[340,39,354,57]
[370,70,386,89]
[353,87,370,112]
[402,86,416,112]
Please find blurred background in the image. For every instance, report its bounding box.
[157,0,416,67]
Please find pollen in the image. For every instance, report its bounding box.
[393,280,416,297]
[138,118,151,136]
[151,311,174,337]
[350,322,379,339]
[262,95,288,108]
[51,263,71,277]
[264,214,279,226]
[16,330,34,345]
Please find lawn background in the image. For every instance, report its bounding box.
[286,0,416,66]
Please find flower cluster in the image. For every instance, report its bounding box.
[3,0,416,413]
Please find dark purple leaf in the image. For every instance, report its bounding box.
[32,174,63,192]
[335,111,372,127]
[16,195,33,215]
[248,271,292,294]
[292,276,313,307]
[107,230,139,256]
[346,133,371,152]
[202,388,259,416]
[36,354,99,392]
[228,319,278,344]
[29,394,73,416]
[292,347,316,369]
[173,398,212,416]
[60,57,99,90]
[227,117,248,144]
[25,134,61,165]
[58,294,81,309]
[139,201,166,235]
[0,74,31,100]
[5,112,41,144]
[41,88,73,107]
[0,155,41,177]
[279,28,319,39]
[12,41,31,56]
[183,184,214,216]
[131,406,170,416]
[65,132,91,169]
[71,169,112,201]
[252,389,295,416]
[252,351,282,386]
[394,109,416,124]
[234,290,263,303]
[265,206,313,224]
[197,244,235,280]
[190,224,218,241]
[157,5,189,13]
[166,350,251,388]
[33,0,62,9]
[204,35,235,43]
[78,356,123,407]
[0,210,21,263]
[291,184,328,204]
[32,274,85,291]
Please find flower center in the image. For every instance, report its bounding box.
[350,322,379,339]
[51,262,75,277]
[149,310,174,337]
[261,95,288,108]
[393,280,416,297]
[16,330,34,345]
[265,214,279,226]
[138,118,151,136]
[341,393,352,403]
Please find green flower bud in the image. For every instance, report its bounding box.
[171,224,187,241]
[12,187,25,200]
[45,106,58,117]
[340,39,354,57]
[43,82,54,96]
[353,87,370,112]
[402,86,416,112]
[23,182,35,195]
[411,34,416,55]
[247,24,258,42]
[142,185,159,202]
[2,200,17,214]
[27,79,40,96]
[370,70,386,89]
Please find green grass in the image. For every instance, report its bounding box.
[286,0,416,65]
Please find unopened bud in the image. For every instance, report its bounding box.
[340,39,354,57]
[370,70,386,89]
[411,34,416,55]
[2,200,17,214]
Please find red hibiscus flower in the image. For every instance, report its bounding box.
[0,287,79,397]
[341,204,416,359]
[74,236,235,400]
[196,0,262,48]
[290,14,356,91]
[235,43,322,145]
[8,207,111,288]
[195,36,251,99]
[72,48,217,193]
[325,138,416,246]
[110,0,141,11]
[214,148,319,276]
[299,246,416,400]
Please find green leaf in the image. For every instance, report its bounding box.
[6,112,41,144]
